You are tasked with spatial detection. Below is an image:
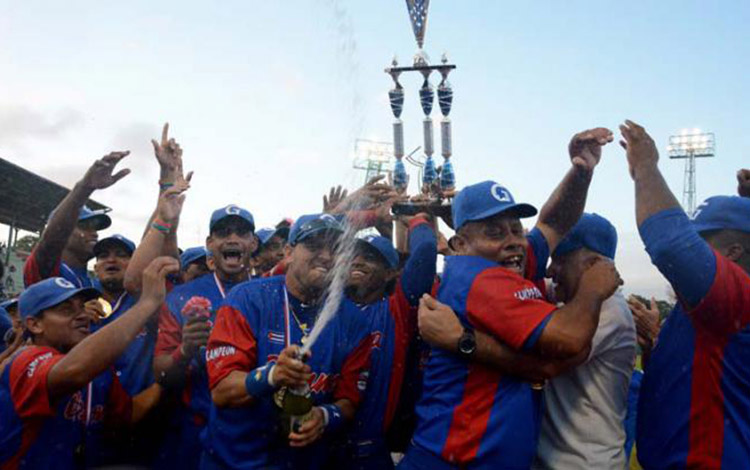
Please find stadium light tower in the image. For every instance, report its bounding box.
[667,128,715,215]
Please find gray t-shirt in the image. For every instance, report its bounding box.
[533,291,637,470]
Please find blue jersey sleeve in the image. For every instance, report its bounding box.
[638,208,716,308]
[401,221,438,305]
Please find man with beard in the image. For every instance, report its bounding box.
[0,257,176,469]
[203,213,376,470]
[251,226,290,277]
[154,204,257,470]
[24,151,130,288]
[397,128,623,470]
[620,121,750,469]
[332,217,437,470]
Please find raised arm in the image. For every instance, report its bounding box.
[124,182,189,294]
[46,257,178,401]
[400,215,438,305]
[620,120,715,309]
[30,152,130,280]
[535,128,612,253]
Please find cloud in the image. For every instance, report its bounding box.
[0,105,86,142]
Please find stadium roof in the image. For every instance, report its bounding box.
[0,157,109,233]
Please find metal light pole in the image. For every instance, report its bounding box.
[667,129,716,215]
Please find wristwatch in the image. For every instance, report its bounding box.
[457,326,477,358]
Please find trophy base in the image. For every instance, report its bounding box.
[392,201,454,228]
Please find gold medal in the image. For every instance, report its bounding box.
[300,336,308,345]
[98,298,113,318]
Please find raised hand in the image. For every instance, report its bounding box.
[619,120,659,179]
[323,185,348,213]
[140,256,180,310]
[81,151,131,191]
[157,178,191,224]
[568,127,613,172]
[181,315,212,357]
[152,122,191,185]
[737,169,750,198]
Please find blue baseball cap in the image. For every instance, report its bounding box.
[0,298,18,313]
[452,181,537,231]
[78,205,112,230]
[257,227,291,246]
[93,234,136,257]
[288,213,343,246]
[209,205,255,233]
[692,196,750,234]
[554,213,618,259]
[19,277,99,320]
[356,235,399,269]
[180,246,208,269]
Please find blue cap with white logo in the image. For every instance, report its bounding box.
[209,205,255,233]
[356,235,399,269]
[19,277,99,320]
[93,234,136,257]
[288,214,343,246]
[180,246,209,269]
[554,213,618,259]
[452,181,537,231]
[691,196,750,234]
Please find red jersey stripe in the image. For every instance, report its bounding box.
[441,364,502,464]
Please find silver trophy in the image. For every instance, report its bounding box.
[386,0,456,225]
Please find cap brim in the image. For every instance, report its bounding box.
[210,215,255,233]
[354,239,394,268]
[94,238,133,257]
[274,226,290,241]
[33,287,100,318]
[80,213,112,231]
[294,227,343,245]
[465,203,538,228]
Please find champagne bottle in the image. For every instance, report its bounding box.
[282,382,314,435]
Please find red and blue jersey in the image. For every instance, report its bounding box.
[0,346,132,469]
[407,228,555,469]
[340,219,437,464]
[155,272,237,469]
[637,208,750,469]
[23,246,93,289]
[93,293,157,396]
[202,275,375,470]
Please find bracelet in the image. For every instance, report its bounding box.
[245,362,276,397]
[151,220,173,234]
[159,182,175,191]
[320,403,344,433]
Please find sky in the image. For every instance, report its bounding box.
[1,1,749,298]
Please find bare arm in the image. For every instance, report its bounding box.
[124,182,189,294]
[35,152,130,277]
[536,128,612,253]
[47,257,178,402]
[418,295,589,381]
[211,370,254,408]
[619,120,681,226]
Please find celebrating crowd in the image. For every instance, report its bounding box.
[0,120,749,470]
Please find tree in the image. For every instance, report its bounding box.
[14,235,39,254]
